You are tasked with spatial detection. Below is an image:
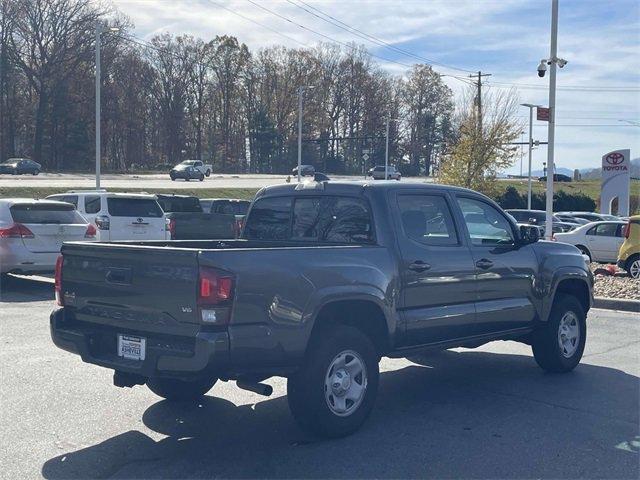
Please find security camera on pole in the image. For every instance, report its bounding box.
[537,0,567,240]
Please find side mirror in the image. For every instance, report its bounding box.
[519,225,540,244]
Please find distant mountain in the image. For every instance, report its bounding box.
[581,157,640,179]
[528,167,574,177]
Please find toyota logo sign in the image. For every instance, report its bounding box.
[605,152,624,165]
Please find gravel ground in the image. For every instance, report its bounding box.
[590,264,639,300]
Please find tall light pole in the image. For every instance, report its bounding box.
[297,85,314,183]
[521,103,540,209]
[95,23,119,189]
[539,0,567,240]
[384,116,399,180]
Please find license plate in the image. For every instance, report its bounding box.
[132,226,147,235]
[117,334,146,360]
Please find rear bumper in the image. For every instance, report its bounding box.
[50,308,229,378]
[0,246,57,274]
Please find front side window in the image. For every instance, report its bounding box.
[243,197,292,240]
[398,195,458,246]
[84,195,101,214]
[457,197,514,246]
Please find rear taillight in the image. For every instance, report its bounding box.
[85,224,97,239]
[55,255,64,306]
[197,266,234,324]
[167,218,176,239]
[623,222,630,239]
[0,223,35,239]
[95,215,110,230]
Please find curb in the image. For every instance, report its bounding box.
[593,297,640,313]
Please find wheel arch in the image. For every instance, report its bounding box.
[307,295,393,357]
[548,274,592,320]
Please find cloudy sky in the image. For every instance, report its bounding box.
[113,0,640,174]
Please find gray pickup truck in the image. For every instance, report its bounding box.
[51,181,593,437]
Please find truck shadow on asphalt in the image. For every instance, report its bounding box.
[41,350,639,479]
[0,274,54,303]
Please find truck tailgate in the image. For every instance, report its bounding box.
[60,242,200,336]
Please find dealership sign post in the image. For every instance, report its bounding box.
[601,149,631,216]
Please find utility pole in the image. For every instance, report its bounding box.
[521,103,540,209]
[470,71,492,175]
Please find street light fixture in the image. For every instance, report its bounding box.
[297,85,315,183]
[95,23,120,189]
[520,103,541,209]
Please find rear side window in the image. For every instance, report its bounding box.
[292,197,373,244]
[594,223,619,237]
[84,195,101,214]
[244,197,292,240]
[157,197,201,213]
[10,204,85,224]
[107,198,163,218]
[398,195,458,246]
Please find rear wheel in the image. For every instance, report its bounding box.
[626,254,640,279]
[198,174,204,182]
[205,169,211,177]
[146,377,217,401]
[532,293,586,373]
[32,169,40,175]
[287,325,379,438]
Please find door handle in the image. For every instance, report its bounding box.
[408,261,431,272]
[475,258,494,270]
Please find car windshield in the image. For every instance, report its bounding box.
[180,161,196,166]
[10,203,85,224]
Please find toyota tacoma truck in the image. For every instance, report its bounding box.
[50,181,593,438]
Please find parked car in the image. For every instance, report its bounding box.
[291,165,315,177]
[555,214,590,226]
[505,209,574,234]
[554,221,626,263]
[368,165,401,180]
[538,174,572,182]
[200,198,251,235]
[51,181,593,438]
[556,211,620,222]
[178,160,212,176]
[46,190,167,242]
[0,158,41,175]
[156,194,236,240]
[0,199,95,275]
[169,163,205,181]
[617,215,640,278]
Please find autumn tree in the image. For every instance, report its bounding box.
[439,87,521,195]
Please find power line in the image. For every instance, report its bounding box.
[285,0,476,74]
[487,80,640,92]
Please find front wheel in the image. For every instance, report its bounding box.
[198,174,204,182]
[146,377,217,401]
[32,169,40,175]
[287,325,379,438]
[625,255,640,279]
[532,293,586,373]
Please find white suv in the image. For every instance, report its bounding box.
[46,191,168,242]
[0,199,95,274]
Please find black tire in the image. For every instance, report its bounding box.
[198,174,204,182]
[625,254,640,279]
[576,245,592,262]
[32,169,40,175]
[146,377,217,401]
[170,175,176,181]
[205,169,211,177]
[287,325,379,438]
[532,293,586,373]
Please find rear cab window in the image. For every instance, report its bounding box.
[10,203,85,224]
[244,195,374,244]
[107,197,163,217]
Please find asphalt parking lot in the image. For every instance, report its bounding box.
[1,275,638,479]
